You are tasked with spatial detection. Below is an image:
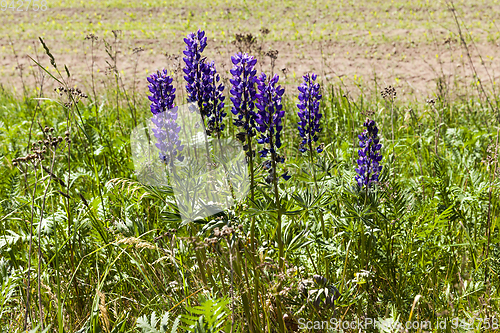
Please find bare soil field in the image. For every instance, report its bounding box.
[1,0,500,100]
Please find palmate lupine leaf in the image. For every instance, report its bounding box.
[280,193,303,216]
[181,298,229,333]
[136,311,181,333]
[106,178,175,200]
[292,187,327,210]
[282,221,312,253]
[247,188,276,216]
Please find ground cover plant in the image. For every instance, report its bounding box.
[0,1,500,332]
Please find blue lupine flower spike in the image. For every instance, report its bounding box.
[147,68,176,114]
[255,73,289,182]
[355,118,383,188]
[297,73,323,153]
[202,61,226,136]
[230,52,259,153]
[183,29,208,114]
[147,69,184,166]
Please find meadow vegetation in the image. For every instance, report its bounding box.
[0,0,499,332]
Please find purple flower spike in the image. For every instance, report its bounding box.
[147,69,176,115]
[183,30,208,112]
[255,73,289,183]
[355,118,383,188]
[147,69,184,166]
[151,108,185,166]
[202,60,226,135]
[230,52,259,141]
[297,73,322,153]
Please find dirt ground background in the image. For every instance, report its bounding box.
[1,0,500,101]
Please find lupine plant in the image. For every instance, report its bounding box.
[297,73,323,192]
[229,52,259,197]
[183,30,216,165]
[229,52,259,259]
[255,72,287,268]
[255,73,288,183]
[147,69,184,166]
[297,73,329,276]
[355,118,383,189]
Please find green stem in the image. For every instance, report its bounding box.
[269,124,285,333]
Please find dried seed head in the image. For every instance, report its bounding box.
[381,86,397,101]
[65,131,70,136]
[361,109,376,117]
[13,161,18,167]
[221,225,234,236]
[266,49,279,60]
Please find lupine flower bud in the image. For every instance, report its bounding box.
[355,118,383,188]
[297,73,323,153]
